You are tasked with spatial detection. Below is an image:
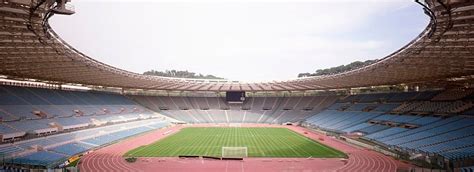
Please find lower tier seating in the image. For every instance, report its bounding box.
[0,119,170,167]
[305,109,474,161]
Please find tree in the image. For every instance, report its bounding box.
[143,69,224,80]
[298,59,378,77]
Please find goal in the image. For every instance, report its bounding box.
[222,147,248,158]
[228,123,241,127]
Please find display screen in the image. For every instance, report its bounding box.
[226,91,245,102]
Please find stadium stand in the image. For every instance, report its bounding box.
[0,86,171,168]
[12,151,68,167]
[130,95,339,124]
[303,89,474,168]
[3,85,474,169]
[460,166,474,172]
[0,86,160,139]
[1,118,169,167]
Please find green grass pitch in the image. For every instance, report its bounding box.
[124,127,346,158]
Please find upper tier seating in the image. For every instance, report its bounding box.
[393,101,474,114]
[431,89,474,101]
[339,91,440,103]
[0,86,156,140]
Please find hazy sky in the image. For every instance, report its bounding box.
[50,0,428,81]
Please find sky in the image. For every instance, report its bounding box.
[50,0,428,82]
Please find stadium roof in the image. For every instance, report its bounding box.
[1,0,474,91]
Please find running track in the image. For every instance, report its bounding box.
[79,124,413,172]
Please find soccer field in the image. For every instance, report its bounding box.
[124,127,346,158]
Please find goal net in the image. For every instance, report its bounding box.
[228,123,241,127]
[222,147,248,158]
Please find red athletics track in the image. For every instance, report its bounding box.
[79,124,414,172]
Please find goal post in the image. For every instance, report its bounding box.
[222,147,248,158]
[228,123,241,127]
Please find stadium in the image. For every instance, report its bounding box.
[0,0,474,171]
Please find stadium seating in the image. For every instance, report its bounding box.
[342,123,373,133]
[460,165,474,172]
[0,86,158,140]
[131,95,339,124]
[339,91,440,103]
[358,125,390,134]
[3,85,474,168]
[50,142,93,155]
[304,90,474,162]
[394,101,474,114]
[12,151,68,167]
[305,110,383,132]
[432,89,474,101]
[0,85,173,168]
[372,103,400,112]
[2,119,169,167]
[364,127,409,140]
[387,92,419,102]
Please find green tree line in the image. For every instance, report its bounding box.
[143,70,224,80]
[298,59,378,77]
